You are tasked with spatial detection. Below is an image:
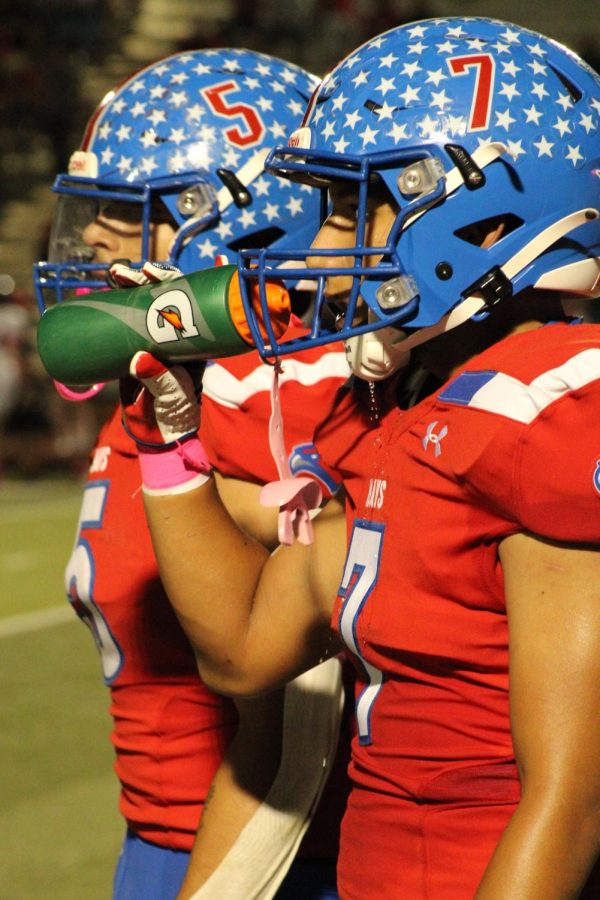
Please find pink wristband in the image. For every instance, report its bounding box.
[138,436,213,495]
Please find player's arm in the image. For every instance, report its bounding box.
[179,657,344,899]
[177,689,285,898]
[173,474,345,897]
[144,484,346,695]
[122,352,346,695]
[475,532,600,899]
[214,473,281,549]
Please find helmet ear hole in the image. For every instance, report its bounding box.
[548,65,583,103]
[227,227,285,252]
[454,214,523,248]
[150,198,177,227]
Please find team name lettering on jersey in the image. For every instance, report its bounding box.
[90,445,111,473]
[366,478,387,509]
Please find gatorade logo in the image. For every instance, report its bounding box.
[159,309,185,332]
[146,290,200,343]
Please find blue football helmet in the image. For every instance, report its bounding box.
[238,18,600,370]
[34,48,319,311]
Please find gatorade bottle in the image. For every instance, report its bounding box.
[37,264,289,385]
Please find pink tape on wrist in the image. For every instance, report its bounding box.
[138,436,213,495]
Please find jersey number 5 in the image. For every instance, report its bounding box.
[65,481,123,683]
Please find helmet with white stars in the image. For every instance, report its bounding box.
[34,48,319,310]
[237,17,600,367]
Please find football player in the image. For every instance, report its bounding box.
[35,49,352,899]
[125,19,600,899]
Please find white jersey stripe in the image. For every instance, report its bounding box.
[203,352,350,409]
[465,348,600,424]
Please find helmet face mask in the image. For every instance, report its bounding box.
[238,18,600,364]
[44,178,163,280]
[38,176,178,303]
[35,49,321,311]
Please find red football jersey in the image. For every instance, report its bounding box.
[202,334,350,493]
[316,323,600,898]
[67,341,349,851]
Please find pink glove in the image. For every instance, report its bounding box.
[122,351,212,496]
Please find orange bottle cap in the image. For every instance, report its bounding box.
[227,270,290,346]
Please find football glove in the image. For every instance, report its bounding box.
[108,260,183,288]
[121,351,200,449]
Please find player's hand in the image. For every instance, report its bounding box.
[120,352,200,450]
[108,260,183,288]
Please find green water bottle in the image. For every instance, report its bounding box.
[37,265,290,385]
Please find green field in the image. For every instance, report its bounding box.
[0,478,122,899]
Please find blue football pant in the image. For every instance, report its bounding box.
[113,830,339,899]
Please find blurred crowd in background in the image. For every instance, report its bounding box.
[0,0,598,479]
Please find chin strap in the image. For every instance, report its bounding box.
[259,362,322,545]
[344,324,410,381]
[504,208,599,282]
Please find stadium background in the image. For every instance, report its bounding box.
[1,1,599,897]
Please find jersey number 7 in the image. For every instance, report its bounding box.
[337,520,385,746]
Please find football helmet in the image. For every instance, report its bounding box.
[34,48,319,311]
[238,18,600,365]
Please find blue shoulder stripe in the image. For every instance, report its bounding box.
[436,349,600,424]
[438,370,498,406]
